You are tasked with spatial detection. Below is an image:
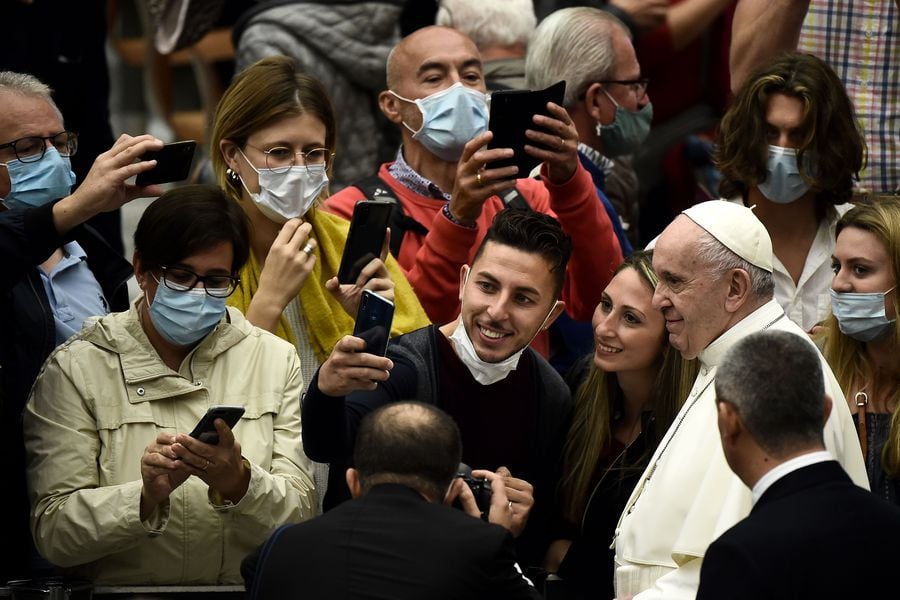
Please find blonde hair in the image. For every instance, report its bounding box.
[818,198,900,475]
[560,251,699,523]
[210,56,337,204]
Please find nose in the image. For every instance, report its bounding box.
[485,296,510,323]
[638,90,651,109]
[651,283,670,310]
[594,311,615,339]
[831,268,853,293]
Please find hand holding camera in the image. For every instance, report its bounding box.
[448,464,534,536]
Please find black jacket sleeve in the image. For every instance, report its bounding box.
[0,202,70,284]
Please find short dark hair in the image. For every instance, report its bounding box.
[353,402,462,500]
[472,208,572,297]
[134,184,250,274]
[716,51,865,207]
[715,330,826,457]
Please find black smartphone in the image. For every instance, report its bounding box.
[135,140,197,186]
[487,80,566,174]
[189,405,245,445]
[353,290,395,356]
[337,200,394,284]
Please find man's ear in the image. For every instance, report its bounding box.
[723,268,753,313]
[458,264,470,303]
[822,394,833,426]
[132,250,145,287]
[584,82,613,125]
[346,468,363,499]
[378,90,404,124]
[716,399,743,442]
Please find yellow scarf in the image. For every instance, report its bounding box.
[228,208,430,363]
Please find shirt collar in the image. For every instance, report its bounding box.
[698,300,786,368]
[751,450,833,505]
[387,146,451,201]
[576,142,614,176]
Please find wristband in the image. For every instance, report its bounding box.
[442,202,477,229]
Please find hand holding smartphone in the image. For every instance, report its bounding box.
[337,200,394,284]
[353,290,395,356]
[135,140,197,186]
[486,81,566,174]
[189,405,245,445]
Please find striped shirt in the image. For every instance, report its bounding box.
[798,0,899,193]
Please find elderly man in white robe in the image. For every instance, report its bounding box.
[612,200,867,599]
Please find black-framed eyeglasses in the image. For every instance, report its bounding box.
[0,131,78,163]
[598,78,650,98]
[157,266,240,298]
[245,143,334,174]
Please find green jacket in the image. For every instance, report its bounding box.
[24,301,316,584]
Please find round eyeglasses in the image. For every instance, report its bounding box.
[598,78,650,99]
[156,266,240,298]
[0,131,78,163]
[245,144,334,174]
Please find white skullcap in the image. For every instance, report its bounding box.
[681,200,773,272]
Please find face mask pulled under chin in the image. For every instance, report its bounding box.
[830,287,896,342]
[449,266,559,385]
[235,148,328,223]
[391,82,488,162]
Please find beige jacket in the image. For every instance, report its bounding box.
[24,302,316,585]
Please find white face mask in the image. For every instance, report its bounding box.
[236,148,328,223]
[449,266,559,385]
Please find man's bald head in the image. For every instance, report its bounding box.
[386,26,482,93]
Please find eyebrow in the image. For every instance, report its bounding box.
[476,271,542,297]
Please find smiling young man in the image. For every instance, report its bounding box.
[301,209,572,572]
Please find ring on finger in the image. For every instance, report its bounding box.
[202,458,210,472]
[302,242,315,256]
[475,172,483,186]
[507,500,513,511]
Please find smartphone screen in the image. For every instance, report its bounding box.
[487,80,566,174]
[189,405,245,444]
[135,140,197,186]
[337,200,394,284]
[353,290,395,356]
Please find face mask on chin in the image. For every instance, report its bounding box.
[390,82,489,162]
[449,266,559,385]
[235,148,328,223]
[0,147,76,209]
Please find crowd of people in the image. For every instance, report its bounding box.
[1,0,898,598]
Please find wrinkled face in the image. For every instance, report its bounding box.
[388,27,485,130]
[458,241,561,363]
[0,92,64,199]
[592,267,666,373]
[832,226,896,319]
[651,217,732,359]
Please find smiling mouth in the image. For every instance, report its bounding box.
[478,324,510,340]
[597,343,622,353]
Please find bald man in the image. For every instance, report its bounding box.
[322,26,622,341]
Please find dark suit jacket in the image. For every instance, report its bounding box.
[242,484,542,600]
[697,460,900,599]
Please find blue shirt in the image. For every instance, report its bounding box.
[38,242,109,344]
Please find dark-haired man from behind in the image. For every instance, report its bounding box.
[303,209,573,572]
[243,402,542,600]
[697,330,900,600]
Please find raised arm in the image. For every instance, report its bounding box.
[729,0,811,91]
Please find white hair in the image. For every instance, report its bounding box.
[436,0,536,50]
[525,7,628,107]
[0,71,63,123]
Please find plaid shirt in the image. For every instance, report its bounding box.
[799,0,899,193]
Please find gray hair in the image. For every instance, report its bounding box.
[436,0,536,51]
[696,229,775,300]
[715,330,827,456]
[525,7,628,107]
[0,71,63,123]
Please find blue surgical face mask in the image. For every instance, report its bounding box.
[390,82,488,162]
[0,147,76,208]
[147,277,227,347]
[830,286,896,342]
[757,145,811,204]
[596,91,653,157]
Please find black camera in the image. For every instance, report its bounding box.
[456,463,492,521]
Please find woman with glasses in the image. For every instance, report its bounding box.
[22,184,317,585]
[817,198,900,506]
[211,56,429,396]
